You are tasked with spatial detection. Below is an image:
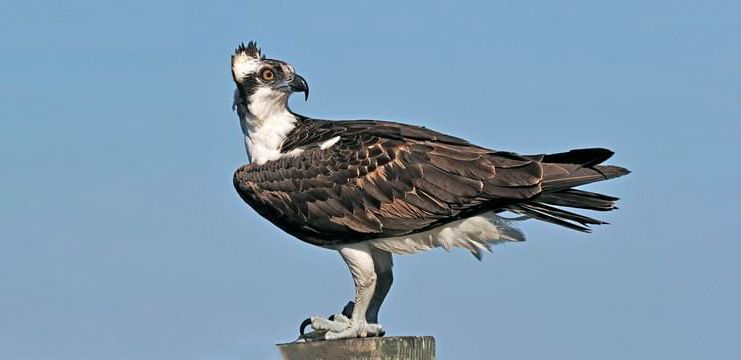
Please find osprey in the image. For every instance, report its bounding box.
[230,42,630,340]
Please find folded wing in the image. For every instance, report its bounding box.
[234,121,544,246]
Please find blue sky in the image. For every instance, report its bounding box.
[1,0,739,359]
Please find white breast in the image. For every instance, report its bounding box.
[239,88,298,165]
[243,111,297,164]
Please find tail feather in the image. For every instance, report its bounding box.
[523,202,607,226]
[542,148,614,167]
[515,147,630,232]
[539,189,620,211]
[511,204,592,232]
[542,164,630,192]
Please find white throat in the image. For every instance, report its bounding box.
[237,88,298,165]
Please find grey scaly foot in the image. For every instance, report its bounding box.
[298,313,348,341]
[298,312,384,340]
[339,301,385,337]
[299,301,384,341]
[307,314,384,340]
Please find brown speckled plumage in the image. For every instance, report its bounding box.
[233,117,629,247]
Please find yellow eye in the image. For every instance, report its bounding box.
[261,69,275,81]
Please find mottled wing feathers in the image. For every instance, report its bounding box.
[280,118,472,153]
[234,120,543,246]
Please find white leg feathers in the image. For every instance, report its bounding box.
[369,211,525,259]
[339,242,377,335]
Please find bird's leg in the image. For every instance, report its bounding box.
[326,250,391,335]
[305,242,380,340]
[364,248,393,336]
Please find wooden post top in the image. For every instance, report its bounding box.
[277,336,436,360]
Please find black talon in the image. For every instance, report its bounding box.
[299,318,312,336]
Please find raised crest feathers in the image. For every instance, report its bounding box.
[235,41,264,59]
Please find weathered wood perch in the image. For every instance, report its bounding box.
[277,336,436,360]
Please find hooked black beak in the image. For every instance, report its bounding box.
[289,74,309,101]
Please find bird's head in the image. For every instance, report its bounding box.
[231,41,308,118]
